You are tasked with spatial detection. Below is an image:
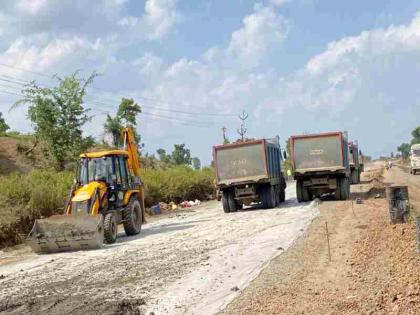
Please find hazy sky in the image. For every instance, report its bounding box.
[0,0,419,164]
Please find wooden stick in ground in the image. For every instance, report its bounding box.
[351,199,356,217]
[325,221,331,262]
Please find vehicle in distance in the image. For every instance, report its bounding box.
[213,138,287,213]
[290,131,351,202]
[348,141,363,184]
[410,143,420,175]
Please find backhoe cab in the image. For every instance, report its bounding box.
[27,128,145,253]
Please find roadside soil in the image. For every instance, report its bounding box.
[221,163,419,315]
[0,182,318,315]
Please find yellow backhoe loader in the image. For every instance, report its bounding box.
[26,128,146,253]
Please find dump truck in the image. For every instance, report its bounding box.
[213,138,287,212]
[348,141,363,184]
[26,127,146,253]
[290,131,350,202]
[410,144,420,175]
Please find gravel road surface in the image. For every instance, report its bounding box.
[0,183,318,315]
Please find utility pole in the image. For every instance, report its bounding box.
[222,126,228,144]
[237,110,248,142]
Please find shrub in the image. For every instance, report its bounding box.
[142,166,215,206]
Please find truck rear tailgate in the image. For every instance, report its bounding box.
[292,133,345,173]
[214,142,267,185]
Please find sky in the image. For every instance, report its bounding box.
[0,0,419,164]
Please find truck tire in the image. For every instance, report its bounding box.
[222,191,230,213]
[302,185,311,202]
[228,191,237,212]
[235,200,243,211]
[340,178,350,200]
[335,179,342,201]
[351,170,359,184]
[296,180,304,203]
[279,186,286,203]
[104,212,118,244]
[261,185,276,209]
[123,197,142,236]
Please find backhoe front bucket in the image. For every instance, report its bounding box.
[26,214,104,253]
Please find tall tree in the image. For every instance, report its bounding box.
[13,72,96,170]
[411,126,420,144]
[171,144,192,165]
[156,148,171,164]
[397,143,410,159]
[0,112,9,134]
[117,98,141,126]
[104,114,123,147]
[104,98,142,148]
[192,157,201,170]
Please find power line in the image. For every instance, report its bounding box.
[0,62,236,117]
[0,87,214,126]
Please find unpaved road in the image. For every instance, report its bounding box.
[0,183,318,315]
[221,162,420,315]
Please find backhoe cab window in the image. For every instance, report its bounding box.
[78,157,113,185]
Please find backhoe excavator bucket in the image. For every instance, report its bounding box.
[26,214,104,253]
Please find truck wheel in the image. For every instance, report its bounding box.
[104,212,118,244]
[340,178,350,200]
[261,186,276,209]
[123,197,142,236]
[279,186,286,203]
[296,180,304,203]
[235,200,243,211]
[302,185,311,202]
[335,179,342,201]
[351,170,359,184]
[222,191,230,213]
[228,191,237,212]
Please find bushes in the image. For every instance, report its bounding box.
[142,166,215,206]
[0,170,73,247]
[0,166,215,248]
[0,169,73,217]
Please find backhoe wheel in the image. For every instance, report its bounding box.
[104,212,118,244]
[228,191,237,212]
[222,191,230,213]
[123,197,142,236]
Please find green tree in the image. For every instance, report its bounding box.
[117,98,141,126]
[0,112,9,134]
[104,98,142,148]
[397,143,410,159]
[104,114,122,147]
[156,148,171,164]
[14,72,96,170]
[171,144,192,165]
[192,157,201,170]
[411,126,420,144]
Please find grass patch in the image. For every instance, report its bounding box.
[142,166,215,206]
[0,166,215,248]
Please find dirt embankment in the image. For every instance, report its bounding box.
[0,135,45,175]
[221,163,419,315]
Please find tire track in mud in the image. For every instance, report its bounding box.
[0,183,318,315]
